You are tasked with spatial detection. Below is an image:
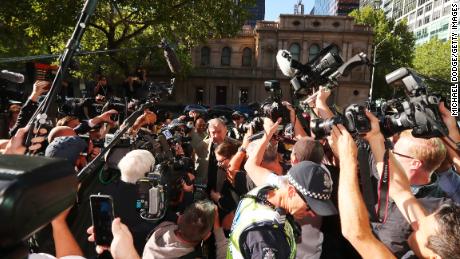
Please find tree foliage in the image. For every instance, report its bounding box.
[413,37,450,96]
[349,7,415,98]
[0,0,255,78]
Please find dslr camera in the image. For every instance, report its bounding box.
[370,68,448,139]
[310,104,371,139]
[260,80,290,123]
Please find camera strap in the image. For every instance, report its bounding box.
[375,141,391,223]
[356,140,378,221]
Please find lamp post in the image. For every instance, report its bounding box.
[369,36,390,101]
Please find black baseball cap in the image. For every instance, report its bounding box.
[45,136,88,165]
[287,161,337,216]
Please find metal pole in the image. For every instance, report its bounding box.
[369,26,398,101]
[369,37,389,101]
[369,45,378,101]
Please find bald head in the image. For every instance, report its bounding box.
[48,126,77,143]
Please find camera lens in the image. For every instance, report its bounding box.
[310,116,343,139]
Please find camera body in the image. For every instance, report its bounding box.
[310,104,371,139]
[369,68,448,138]
[344,104,372,134]
[291,52,343,97]
[261,80,290,123]
[277,44,344,98]
[136,166,166,221]
[135,156,195,221]
[242,117,265,134]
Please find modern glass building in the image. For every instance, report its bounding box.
[383,0,453,44]
[314,0,360,16]
[246,0,265,26]
[314,0,334,15]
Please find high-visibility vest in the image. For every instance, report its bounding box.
[226,185,296,259]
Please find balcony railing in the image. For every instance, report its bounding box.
[255,21,279,30]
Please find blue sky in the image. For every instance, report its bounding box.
[265,0,315,21]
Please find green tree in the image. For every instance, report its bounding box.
[349,7,415,99]
[0,0,255,78]
[413,37,450,96]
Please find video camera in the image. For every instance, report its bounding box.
[276,44,344,98]
[0,155,77,259]
[135,156,195,221]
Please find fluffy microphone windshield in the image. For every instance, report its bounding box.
[276,50,296,77]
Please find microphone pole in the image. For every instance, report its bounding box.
[160,40,181,75]
[25,0,99,148]
[77,101,154,182]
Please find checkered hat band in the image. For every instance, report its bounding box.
[287,174,331,200]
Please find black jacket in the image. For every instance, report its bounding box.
[9,99,38,137]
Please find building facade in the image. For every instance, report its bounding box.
[173,15,373,109]
[383,0,453,44]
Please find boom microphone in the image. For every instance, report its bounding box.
[161,41,181,74]
[0,70,25,84]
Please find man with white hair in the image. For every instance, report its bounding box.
[118,149,155,183]
[193,118,239,195]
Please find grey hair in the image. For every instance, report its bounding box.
[118,149,155,184]
[208,118,226,129]
[247,139,278,163]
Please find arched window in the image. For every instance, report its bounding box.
[242,47,252,66]
[308,44,320,61]
[289,43,301,61]
[200,47,210,66]
[221,47,232,66]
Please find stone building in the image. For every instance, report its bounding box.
[173,15,373,109]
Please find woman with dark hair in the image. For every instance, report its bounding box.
[211,132,250,234]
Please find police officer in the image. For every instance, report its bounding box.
[227,161,338,258]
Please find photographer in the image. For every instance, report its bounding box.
[437,102,460,201]
[51,109,118,141]
[228,111,245,141]
[332,109,460,259]
[367,101,460,257]
[190,116,207,143]
[9,80,50,136]
[87,75,113,98]
[124,68,147,99]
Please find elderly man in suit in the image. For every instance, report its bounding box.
[191,118,240,196]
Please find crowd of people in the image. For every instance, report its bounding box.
[1,77,460,259]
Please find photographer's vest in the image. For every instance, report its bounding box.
[226,186,296,259]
